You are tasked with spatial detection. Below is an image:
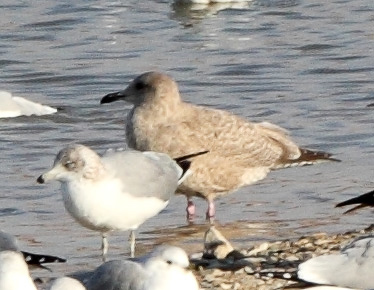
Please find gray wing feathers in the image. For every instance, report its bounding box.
[299,237,374,289]
[0,231,19,251]
[298,255,351,285]
[102,150,180,201]
[141,151,183,180]
[85,260,146,290]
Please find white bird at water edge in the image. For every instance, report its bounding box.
[37,144,206,261]
[0,91,57,118]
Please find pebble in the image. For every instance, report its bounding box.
[220,283,232,289]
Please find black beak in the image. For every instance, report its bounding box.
[100,91,124,104]
[37,175,45,184]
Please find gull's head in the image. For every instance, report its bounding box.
[100,71,181,107]
[37,144,104,184]
[143,246,199,290]
[147,245,190,269]
[49,277,86,290]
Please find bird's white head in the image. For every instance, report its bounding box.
[147,245,190,269]
[37,144,104,184]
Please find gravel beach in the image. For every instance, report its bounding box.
[192,225,374,290]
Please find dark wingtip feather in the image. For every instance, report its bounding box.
[335,190,374,214]
[21,251,66,266]
[336,190,374,207]
[174,150,209,163]
[174,151,209,180]
[178,160,191,178]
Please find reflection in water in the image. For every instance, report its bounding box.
[255,0,300,8]
[0,0,373,284]
[139,218,332,254]
[170,1,252,25]
[140,216,344,262]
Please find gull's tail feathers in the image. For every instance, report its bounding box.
[274,148,341,169]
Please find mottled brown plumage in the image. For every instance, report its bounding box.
[101,71,339,222]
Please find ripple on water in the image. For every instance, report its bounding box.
[0,1,373,281]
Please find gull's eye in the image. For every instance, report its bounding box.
[135,81,146,90]
[64,161,76,170]
[166,260,172,265]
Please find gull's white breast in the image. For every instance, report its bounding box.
[61,177,168,232]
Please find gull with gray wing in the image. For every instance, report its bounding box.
[37,144,204,261]
[85,245,199,290]
[298,236,374,289]
[289,190,374,289]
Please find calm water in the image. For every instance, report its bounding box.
[1,0,374,282]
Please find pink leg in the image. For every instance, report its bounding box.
[186,198,196,222]
[206,200,215,224]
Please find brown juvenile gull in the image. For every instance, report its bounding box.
[101,71,340,222]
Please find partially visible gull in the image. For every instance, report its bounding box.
[49,277,86,290]
[0,230,65,268]
[0,91,57,118]
[37,144,205,261]
[85,245,199,290]
[101,71,339,223]
[0,250,37,290]
[298,236,374,289]
[254,236,374,289]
